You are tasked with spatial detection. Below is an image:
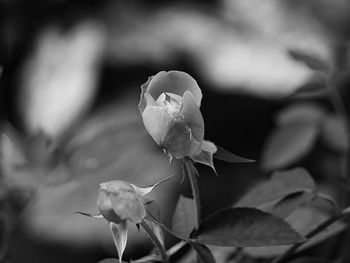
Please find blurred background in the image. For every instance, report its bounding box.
[1,0,350,262]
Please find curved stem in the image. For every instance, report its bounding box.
[183,158,201,229]
[271,206,350,263]
[141,220,168,263]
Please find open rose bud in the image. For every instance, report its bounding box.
[138,71,205,159]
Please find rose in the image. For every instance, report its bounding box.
[93,178,169,263]
[138,71,205,159]
[97,180,146,224]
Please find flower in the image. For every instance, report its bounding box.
[87,178,170,263]
[138,71,205,159]
[97,180,146,224]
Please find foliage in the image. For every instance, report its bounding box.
[1,32,350,263]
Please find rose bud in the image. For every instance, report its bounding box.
[78,176,172,263]
[138,71,205,159]
[97,180,146,224]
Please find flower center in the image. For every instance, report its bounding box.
[157,92,183,117]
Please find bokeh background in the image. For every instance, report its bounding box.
[1,0,350,262]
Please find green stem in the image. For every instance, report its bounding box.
[271,206,350,263]
[183,158,201,229]
[141,220,168,263]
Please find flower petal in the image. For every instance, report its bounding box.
[142,105,172,146]
[146,71,202,107]
[110,191,146,224]
[138,76,153,113]
[200,140,217,154]
[109,221,128,263]
[97,190,124,224]
[162,121,200,159]
[181,91,205,145]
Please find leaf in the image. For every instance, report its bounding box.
[288,49,330,72]
[166,241,187,257]
[213,146,254,163]
[261,122,319,171]
[235,167,316,208]
[131,174,175,196]
[75,212,104,219]
[260,191,314,219]
[147,219,165,247]
[311,192,339,214]
[320,115,349,153]
[190,242,216,263]
[145,201,161,222]
[110,221,128,263]
[291,80,327,99]
[1,132,26,167]
[275,103,325,127]
[244,207,346,258]
[192,207,305,247]
[145,204,184,240]
[172,195,196,238]
[190,149,216,173]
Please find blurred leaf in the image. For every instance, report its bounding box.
[261,191,314,219]
[290,79,327,99]
[276,103,325,127]
[192,207,305,247]
[288,50,330,72]
[172,195,196,238]
[1,131,26,167]
[235,167,316,208]
[110,221,128,263]
[24,131,55,166]
[321,115,349,152]
[261,122,319,171]
[190,242,216,263]
[214,146,254,163]
[244,207,346,258]
[312,192,339,213]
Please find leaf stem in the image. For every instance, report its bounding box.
[271,206,350,263]
[141,220,169,263]
[183,158,201,229]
